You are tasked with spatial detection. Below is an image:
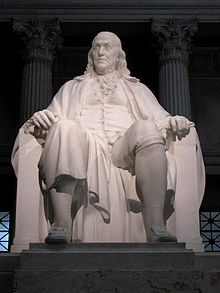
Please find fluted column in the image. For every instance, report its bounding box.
[13,18,63,123]
[152,19,198,119]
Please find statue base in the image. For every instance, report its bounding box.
[19,242,194,270]
[10,242,220,292]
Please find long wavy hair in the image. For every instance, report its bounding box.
[84,32,136,81]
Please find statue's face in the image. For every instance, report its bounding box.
[92,33,120,75]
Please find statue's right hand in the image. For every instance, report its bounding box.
[31,110,57,130]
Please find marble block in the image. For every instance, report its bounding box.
[19,242,195,270]
[14,243,220,293]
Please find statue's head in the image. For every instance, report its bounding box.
[86,31,130,78]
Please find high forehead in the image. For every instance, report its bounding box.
[92,32,120,47]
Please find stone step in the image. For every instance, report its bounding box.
[29,242,187,251]
[19,242,195,270]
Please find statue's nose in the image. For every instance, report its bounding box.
[98,47,104,56]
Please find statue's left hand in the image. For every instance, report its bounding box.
[165,115,191,140]
[31,109,57,130]
[24,109,58,144]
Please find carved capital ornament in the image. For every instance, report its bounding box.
[152,19,198,64]
[13,18,63,65]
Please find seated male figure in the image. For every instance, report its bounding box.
[27,32,191,243]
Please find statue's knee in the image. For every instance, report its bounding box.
[49,119,86,145]
[133,120,159,137]
[53,119,74,127]
[132,120,164,152]
[52,119,79,131]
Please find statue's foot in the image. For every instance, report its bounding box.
[150,225,177,242]
[45,226,71,244]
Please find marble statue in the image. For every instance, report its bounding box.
[14,31,204,246]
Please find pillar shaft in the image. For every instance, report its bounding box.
[13,18,63,124]
[152,19,198,119]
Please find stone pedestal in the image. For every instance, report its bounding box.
[13,243,220,293]
[13,18,63,124]
[19,243,195,270]
[152,19,198,119]
[1,244,220,293]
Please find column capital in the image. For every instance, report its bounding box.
[151,19,198,64]
[13,18,63,65]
